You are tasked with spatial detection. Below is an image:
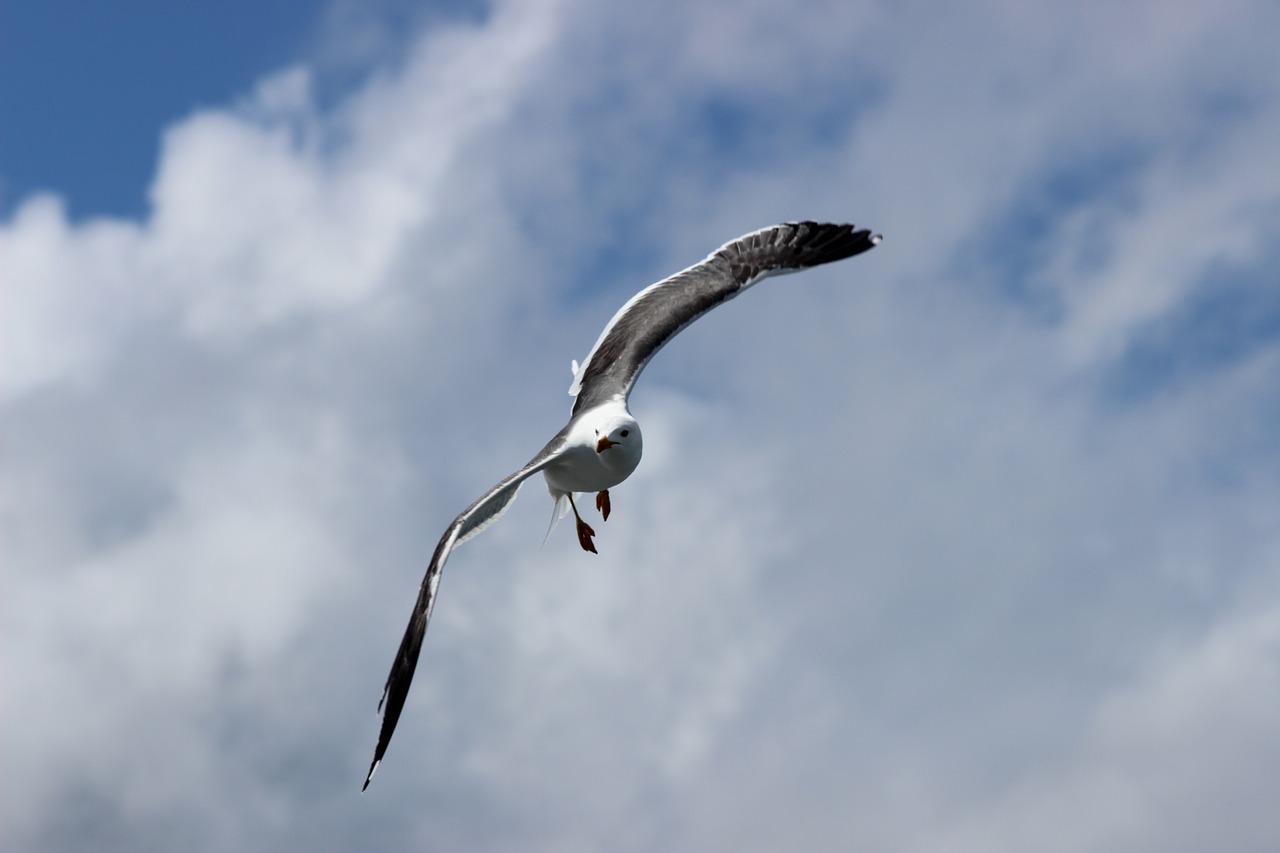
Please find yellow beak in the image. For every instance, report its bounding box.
[596,435,619,453]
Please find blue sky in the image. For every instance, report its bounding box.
[4,2,1280,851]
[0,1,317,218]
[0,0,481,218]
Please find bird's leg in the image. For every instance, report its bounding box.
[596,489,611,521]
[567,494,597,554]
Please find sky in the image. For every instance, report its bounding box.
[3,1,1280,851]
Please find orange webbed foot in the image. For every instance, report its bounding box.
[575,517,598,553]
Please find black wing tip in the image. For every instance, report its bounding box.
[363,676,410,792]
[803,219,880,244]
[767,220,881,267]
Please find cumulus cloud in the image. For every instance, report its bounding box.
[4,0,1280,850]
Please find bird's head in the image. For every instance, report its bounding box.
[594,419,640,454]
[592,413,643,475]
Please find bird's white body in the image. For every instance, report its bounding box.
[542,400,642,495]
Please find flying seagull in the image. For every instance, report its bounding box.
[363,220,880,789]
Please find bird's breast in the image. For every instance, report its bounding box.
[543,442,641,494]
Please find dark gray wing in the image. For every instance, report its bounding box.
[569,221,880,416]
[362,424,573,790]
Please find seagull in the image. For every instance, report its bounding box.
[363,221,880,789]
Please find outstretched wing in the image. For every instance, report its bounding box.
[362,426,573,790]
[568,221,880,416]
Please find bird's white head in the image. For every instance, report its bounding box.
[592,410,643,475]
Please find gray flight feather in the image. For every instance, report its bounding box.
[569,221,881,415]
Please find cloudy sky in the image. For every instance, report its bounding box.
[4,1,1280,850]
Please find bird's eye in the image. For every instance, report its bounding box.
[620,429,630,438]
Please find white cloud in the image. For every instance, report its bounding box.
[0,197,149,399]
[4,0,1280,850]
[925,592,1280,853]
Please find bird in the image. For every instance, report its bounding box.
[363,220,881,789]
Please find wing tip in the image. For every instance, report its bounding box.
[735,221,881,268]
[793,221,882,265]
[362,758,380,792]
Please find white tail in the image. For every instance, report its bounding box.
[541,492,570,547]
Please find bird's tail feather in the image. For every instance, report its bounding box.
[542,493,570,547]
